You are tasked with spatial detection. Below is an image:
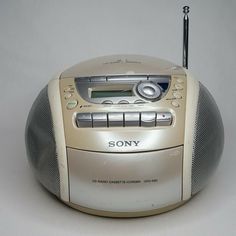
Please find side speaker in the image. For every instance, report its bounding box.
[191,83,224,195]
[25,86,60,197]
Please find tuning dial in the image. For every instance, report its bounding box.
[136,82,162,101]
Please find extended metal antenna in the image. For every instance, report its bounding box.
[183,6,190,69]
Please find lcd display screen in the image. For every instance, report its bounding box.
[91,90,133,98]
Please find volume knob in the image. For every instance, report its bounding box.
[136,82,162,101]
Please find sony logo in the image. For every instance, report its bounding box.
[108,140,140,148]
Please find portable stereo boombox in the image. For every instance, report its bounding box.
[25,7,224,217]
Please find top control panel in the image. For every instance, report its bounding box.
[75,75,170,105]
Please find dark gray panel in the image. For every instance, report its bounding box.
[192,83,224,195]
[25,86,60,197]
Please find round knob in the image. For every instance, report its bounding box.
[136,82,162,101]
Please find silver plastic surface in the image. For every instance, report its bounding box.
[92,113,107,127]
[76,113,92,127]
[156,112,172,126]
[108,112,124,127]
[68,146,183,212]
[141,112,156,127]
[124,112,140,126]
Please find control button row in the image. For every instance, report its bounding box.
[170,78,184,108]
[76,112,172,128]
[102,99,145,104]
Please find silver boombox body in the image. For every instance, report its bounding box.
[25,8,224,217]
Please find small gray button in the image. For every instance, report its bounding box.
[134,100,145,104]
[148,76,170,84]
[92,113,107,127]
[156,112,172,126]
[90,76,106,82]
[76,113,92,127]
[107,76,147,82]
[124,112,140,126]
[108,113,124,127]
[141,112,156,127]
[76,77,90,83]
[102,100,113,104]
[118,100,129,104]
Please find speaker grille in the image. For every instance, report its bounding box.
[25,86,60,197]
[191,83,224,195]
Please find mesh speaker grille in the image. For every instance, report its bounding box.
[192,83,224,195]
[25,86,60,197]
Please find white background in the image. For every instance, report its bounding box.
[0,0,235,235]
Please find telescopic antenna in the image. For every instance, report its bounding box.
[182,6,190,69]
